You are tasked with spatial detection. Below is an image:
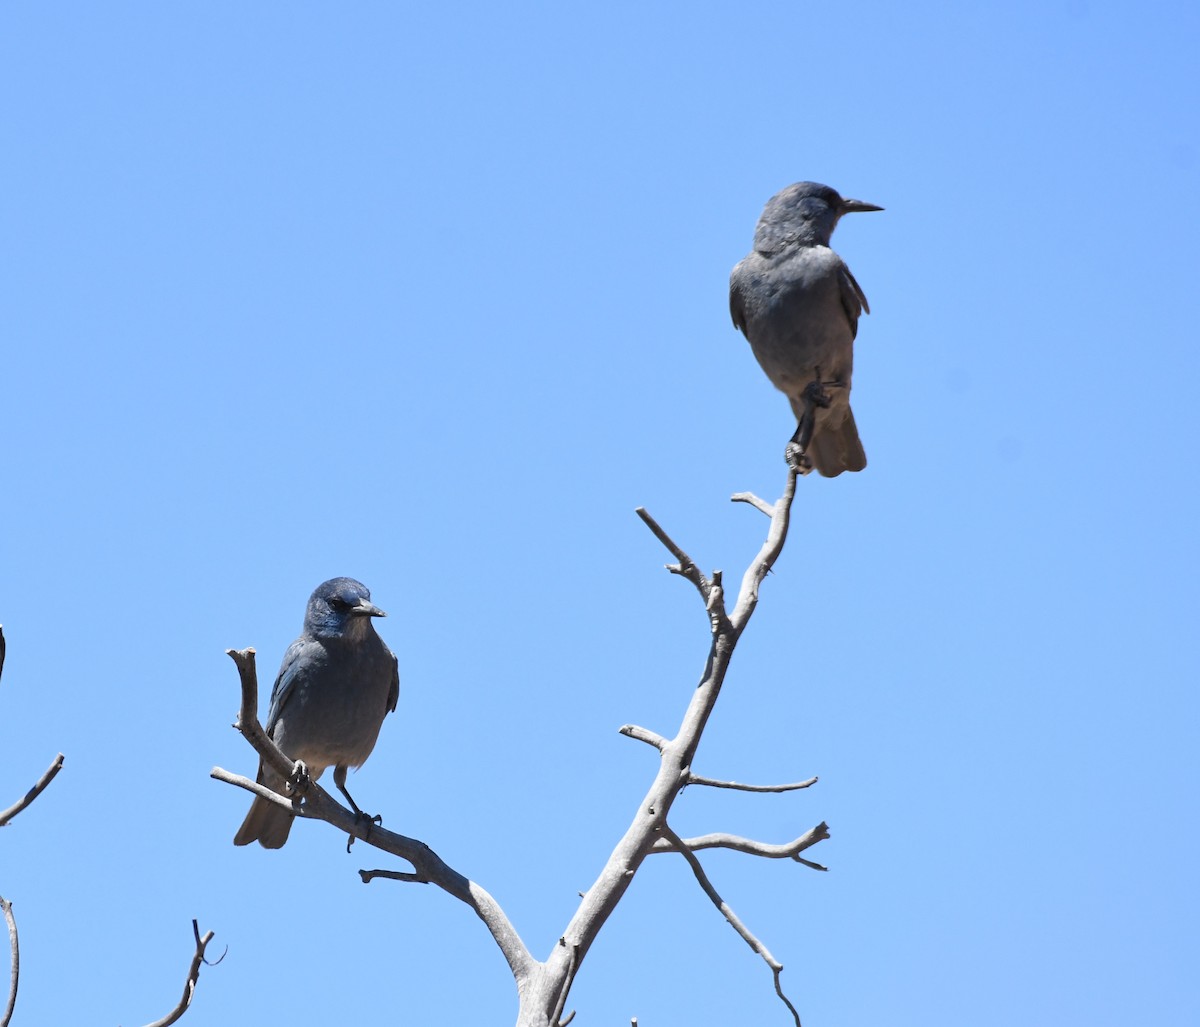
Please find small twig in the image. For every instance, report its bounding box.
[0,625,6,683]
[208,766,308,816]
[139,920,221,1027]
[648,823,830,861]
[1,896,17,1027]
[0,754,66,828]
[687,773,817,793]
[660,824,802,1026]
[359,869,429,885]
[730,492,776,517]
[617,725,667,750]
[635,507,711,601]
[558,1010,576,1027]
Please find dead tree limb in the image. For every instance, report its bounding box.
[0,754,66,829]
[659,824,802,1027]
[214,466,827,1025]
[0,629,66,829]
[139,921,221,1027]
[648,823,831,861]
[1,896,16,1027]
[686,773,817,792]
[211,648,537,990]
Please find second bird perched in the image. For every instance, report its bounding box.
[233,577,399,849]
[730,181,882,477]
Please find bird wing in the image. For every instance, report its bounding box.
[837,264,871,336]
[729,260,749,334]
[264,636,318,736]
[387,647,399,714]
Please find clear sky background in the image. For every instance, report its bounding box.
[1,2,1196,1025]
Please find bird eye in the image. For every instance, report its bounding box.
[328,596,350,610]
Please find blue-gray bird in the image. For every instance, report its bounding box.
[730,181,882,476]
[234,577,399,849]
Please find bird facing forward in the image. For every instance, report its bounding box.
[234,577,399,849]
[729,181,882,476]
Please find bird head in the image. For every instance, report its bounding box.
[304,577,387,639]
[753,181,882,255]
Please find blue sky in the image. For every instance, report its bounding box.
[1,2,1196,1024]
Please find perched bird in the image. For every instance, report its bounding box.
[234,577,399,849]
[729,181,882,476]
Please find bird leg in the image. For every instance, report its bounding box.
[785,375,833,473]
[333,765,383,849]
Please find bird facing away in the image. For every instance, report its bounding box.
[729,181,882,476]
[233,577,399,849]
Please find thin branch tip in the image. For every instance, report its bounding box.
[730,491,776,517]
[618,724,667,750]
[0,753,67,827]
[687,773,817,793]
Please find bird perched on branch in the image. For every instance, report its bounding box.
[730,181,882,477]
[234,577,399,849]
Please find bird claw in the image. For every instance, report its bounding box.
[345,811,383,852]
[285,760,311,796]
[785,441,814,475]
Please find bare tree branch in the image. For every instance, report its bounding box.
[648,823,830,862]
[208,766,306,816]
[687,773,817,793]
[212,648,538,990]
[0,629,66,829]
[730,492,776,517]
[217,467,818,1026]
[729,471,797,633]
[0,753,66,829]
[529,469,805,1025]
[359,869,428,885]
[139,921,220,1027]
[659,824,802,1027]
[634,507,711,602]
[617,725,667,750]
[1,896,17,1027]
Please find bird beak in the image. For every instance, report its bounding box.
[841,198,884,213]
[352,600,387,618]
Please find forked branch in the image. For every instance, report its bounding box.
[139,921,222,1027]
[659,824,802,1026]
[216,467,820,1026]
[211,649,536,990]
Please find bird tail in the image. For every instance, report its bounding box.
[232,765,295,849]
[810,407,867,477]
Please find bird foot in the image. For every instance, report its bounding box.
[345,811,384,852]
[284,760,311,796]
[803,379,833,408]
[785,442,814,475]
